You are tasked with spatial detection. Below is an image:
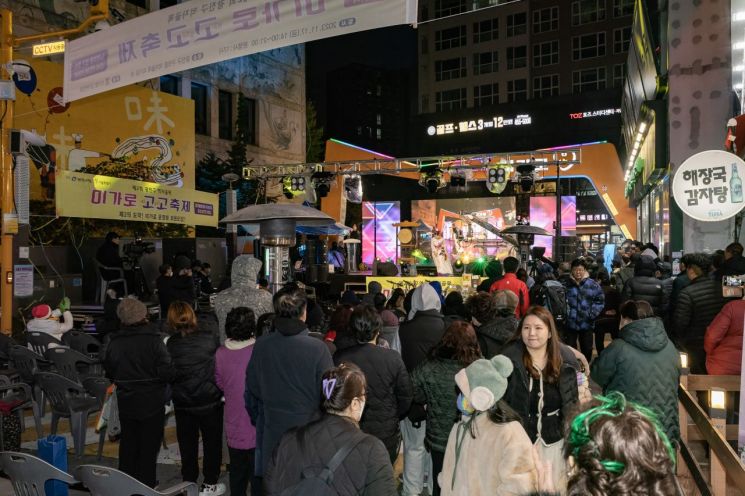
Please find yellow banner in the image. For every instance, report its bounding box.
[56,171,218,227]
[366,276,478,294]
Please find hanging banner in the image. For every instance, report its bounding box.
[56,171,218,226]
[671,150,745,222]
[64,0,417,102]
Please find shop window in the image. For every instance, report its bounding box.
[473,18,498,43]
[572,67,606,93]
[435,88,467,112]
[507,79,527,102]
[191,82,209,136]
[507,45,527,70]
[613,0,634,17]
[613,26,632,53]
[533,74,560,98]
[218,90,234,141]
[533,6,559,34]
[533,40,559,67]
[571,0,606,26]
[473,51,499,75]
[160,75,180,96]
[474,83,499,107]
[435,57,467,81]
[435,25,467,50]
[507,12,527,37]
[572,32,606,60]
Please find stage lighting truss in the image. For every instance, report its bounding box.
[419,167,446,194]
[312,171,336,198]
[343,174,363,203]
[282,176,306,198]
[486,164,512,194]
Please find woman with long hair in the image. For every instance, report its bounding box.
[265,363,397,495]
[411,321,482,496]
[166,301,225,495]
[501,305,580,493]
[439,355,537,495]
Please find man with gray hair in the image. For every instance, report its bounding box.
[214,256,273,342]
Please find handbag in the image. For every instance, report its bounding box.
[37,435,69,496]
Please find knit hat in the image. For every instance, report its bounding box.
[538,263,555,276]
[454,355,513,412]
[493,290,519,313]
[340,289,360,305]
[117,298,148,326]
[32,304,52,320]
[173,255,192,272]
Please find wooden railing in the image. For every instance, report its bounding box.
[678,374,745,495]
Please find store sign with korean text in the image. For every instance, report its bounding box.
[569,108,621,119]
[56,171,218,226]
[64,0,417,102]
[672,150,745,222]
[426,114,532,137]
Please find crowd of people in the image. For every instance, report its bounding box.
[28,238,745,496]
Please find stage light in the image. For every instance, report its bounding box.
[516,163,535,193]
[311,171,335,198]
[477,256,486,264]
[486,165,510,194]
[282,176,305,199]
[450,173,466,187]
[419,167,446,194]
[343,174,363,203]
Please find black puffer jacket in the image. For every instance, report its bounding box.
[334,344,413,453]
[265,414,396,496]
[501,341,579,444]
[102,324,174,420]
[399,310,446,373]
[475,315,518,358]
[167,328,222,413]
[621,256,667,316]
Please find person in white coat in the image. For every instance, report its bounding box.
[27,301,74,341]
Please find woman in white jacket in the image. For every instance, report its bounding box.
[27,302,74,342]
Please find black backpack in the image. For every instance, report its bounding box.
[280,433,366,496]
[535,281,568,324]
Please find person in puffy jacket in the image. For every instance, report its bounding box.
[411,321,482,496]
[705,299,745,375]
[265,363,397,496]
[563,259,605,363]
[466,291,518,358]
[334,305,413,462]
[591,300,680,444]
[166,301,225,496]
[621,255,667,317]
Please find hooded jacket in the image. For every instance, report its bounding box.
[214,256,273,342]
[591,317,680,442]
[400,285,446,373]
[621,256,667,316]
[705,300,745,375]
[26,310,74,341]
[564,277,605,333]
[475,315,518,359]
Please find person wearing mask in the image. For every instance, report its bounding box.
[155,264,174,316]
[27,300,73,341]
[466,290,518,359]
[215,307,258,496]
[398,284,446,496]
[705,297,745,375]
[101,298,174,488]
[621,255,667,317]
[490,257,530,317]
[245,287,334,482]
[476,259,504,293]
[333,305,413,462]
[564,259,605,363]
[264,363,397,496]
[590,301,680,444]
[166,301,225,496]
[501,306,580,493]
[672,253,725,373]
[439,354,537,496]
[411,321,482,496]
[214,255,273,343]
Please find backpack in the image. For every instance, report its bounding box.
[535,281,568,324]
[280,433,366,496]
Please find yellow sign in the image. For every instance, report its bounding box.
[56,171,218,227]
[366,276,476,293]
[32,41,66,57]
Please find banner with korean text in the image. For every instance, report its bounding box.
[64,0,417,102]
[56,171,218,227]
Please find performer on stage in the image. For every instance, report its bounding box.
[431,230,453,276]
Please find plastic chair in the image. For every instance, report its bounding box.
[0,451,77,495]
[26,332,65,358]
[380,326,401,352]
[95,260,128,304]
[45,347,102,383]
[0,381,44,448]
[9,345,48,417]
[33,372,105,459]
[76,464,198,496]
[61,330,101,357]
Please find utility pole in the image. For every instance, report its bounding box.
[0,2,108,334]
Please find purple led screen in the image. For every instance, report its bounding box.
[362,201,400,264]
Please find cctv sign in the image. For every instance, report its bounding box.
[32,41,66,57]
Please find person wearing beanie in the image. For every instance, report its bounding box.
[476,259,504,292]
[27,299,73,341]
[466,291,519,359]
[439,354,537,496]
[102,297,175,488]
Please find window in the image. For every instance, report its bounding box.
[572,67,606,93]
[507,79,527,102]
[218,90,234,140]
[614,27,632,53]
[572,32,606,60]
[191,82,208,135]
[473,51,499,75]
[571,0,606,26]
[242,97,257,145]
[474,83,499,107]
[435,26,467,50]
[376,114,382,125]
[435,0,467,18]
[533,6,559,33]
[507,12,527,37]
[533,40,559,67]
[507,46,527,70]
[435,88,467,112]
[160,75,180,95]
[613,63,626,88]
[613,0,634,17]
[376,128,382,140]
[533,74,560,98]
[473,18,498,43]
[435,57,467,81]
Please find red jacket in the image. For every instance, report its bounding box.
[704,300,744,375]
[489,273,530,318]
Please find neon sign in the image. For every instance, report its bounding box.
[569,108,621,119]
[426,114,532,136]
